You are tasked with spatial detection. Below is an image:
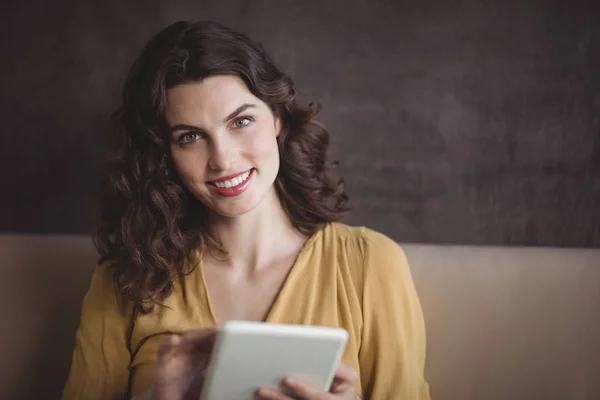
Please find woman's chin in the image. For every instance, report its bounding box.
[210,202,259,219]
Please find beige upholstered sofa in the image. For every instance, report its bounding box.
[1,234,599,399]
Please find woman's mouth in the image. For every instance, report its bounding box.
[207,168,255,197]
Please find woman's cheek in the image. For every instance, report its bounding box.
[172,151,205,182]
[244,127,280,160]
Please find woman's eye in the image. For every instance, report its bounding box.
[232,116,253,129]
[179,132,204,144]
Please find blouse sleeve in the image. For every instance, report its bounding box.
[61,265,132,400]
[358,229,430,399]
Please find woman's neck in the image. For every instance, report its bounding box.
[206,188,307,272]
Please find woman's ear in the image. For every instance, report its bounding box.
[275,117,282,137]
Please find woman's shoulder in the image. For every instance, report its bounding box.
[82,263,132,317]
[319,222,411,295]
[323,222,404,254]
[84,263,114,298]
[319,223,408,276]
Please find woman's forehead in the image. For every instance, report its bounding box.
[165,75,263,125]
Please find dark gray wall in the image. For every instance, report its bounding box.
[1,0,599,247]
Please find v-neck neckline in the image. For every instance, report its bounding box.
[197,226,324,326]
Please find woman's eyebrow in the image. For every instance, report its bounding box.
[169,123,204,135]
[222,103,256,123]
[168,103,256,135]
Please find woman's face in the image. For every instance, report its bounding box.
[165,75,281,218]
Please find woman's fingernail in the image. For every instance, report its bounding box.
[284,376,298,386]
[256,387,273,398]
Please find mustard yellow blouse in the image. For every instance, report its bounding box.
[62,223,430,399]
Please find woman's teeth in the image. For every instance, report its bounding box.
[213,170,251,188]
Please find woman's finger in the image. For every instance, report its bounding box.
[156,334,187,382]
[177,329,217,354]
[256,386,295,400]
[181,328,217,343]
[153,330,216,400]
[155,335,186,400]
[178,329,217,378]
[333,363,359,384]
[281,377,330,399]
[181,335,217,400]
[157,334,182,363]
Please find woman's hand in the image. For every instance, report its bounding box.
[146,329,217,400]
[256,363,360,400]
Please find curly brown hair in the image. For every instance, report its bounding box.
[95,20,350,313]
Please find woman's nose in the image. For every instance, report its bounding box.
[207,137,235,171]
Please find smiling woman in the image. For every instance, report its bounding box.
[165,76,283,218]
[61,21,430,400]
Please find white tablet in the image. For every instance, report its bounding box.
[199,321,349,400]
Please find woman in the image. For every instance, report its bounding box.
[62,20,430,400]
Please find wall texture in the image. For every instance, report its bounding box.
[1,0,599,246]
